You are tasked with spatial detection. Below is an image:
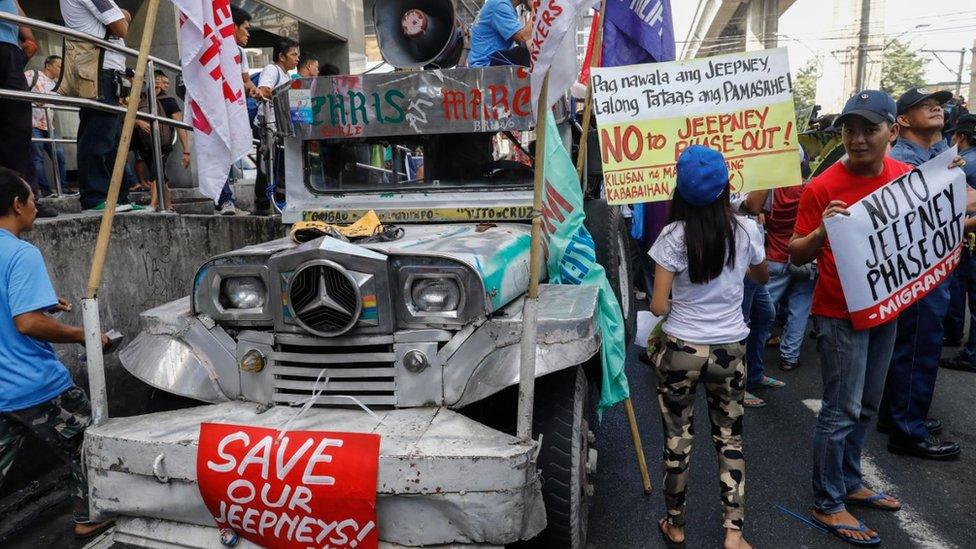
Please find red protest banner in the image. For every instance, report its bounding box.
[197,423,380,548]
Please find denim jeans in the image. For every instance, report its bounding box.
[31,128,67,194]
[766,261,815,364]
[742,278,774,389]
[879,282,950,441]
[217,178,235,208]
[946,248,976,361]
[811,316,897,514]
[77,69,128,209]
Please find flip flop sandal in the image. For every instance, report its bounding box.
[845,491,902,512]
[759,376,786,388]
[810,516,881,547]
[744,392,767,408]
[74,520,115,540]
[658,518,686,549]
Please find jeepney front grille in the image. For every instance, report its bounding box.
[270,333,396,408]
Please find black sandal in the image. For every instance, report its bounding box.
[658,518,686,549]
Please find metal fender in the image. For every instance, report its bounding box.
[445,284,602,408]
[119,297,241,403]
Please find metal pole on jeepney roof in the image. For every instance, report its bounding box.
[516,72,549,443]
[83,0,162,426]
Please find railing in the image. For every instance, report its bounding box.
[0,11,191,212]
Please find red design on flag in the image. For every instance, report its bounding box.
[172,0,252,201]
[196,423,380,549]
[529,0,591,116]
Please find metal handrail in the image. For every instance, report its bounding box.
[0,89,192,129]
[0,11,180,72]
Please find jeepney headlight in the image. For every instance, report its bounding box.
[240,349,266,373]
[410,278,460,312]
[220,276,266,309]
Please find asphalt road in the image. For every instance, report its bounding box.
[6,328,975,549]
[588,333,976,549]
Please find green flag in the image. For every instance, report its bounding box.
[540,112,630,414]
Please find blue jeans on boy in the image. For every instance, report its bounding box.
[742,278,774,389]
[878,283,949,442]
[766,261,815,364]
[30,128,66,194]
[217,179,235,208]
[811,316,897,514]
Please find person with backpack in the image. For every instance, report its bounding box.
[131,70,188,211]
[252,38,299,216]
[649,145,766,549]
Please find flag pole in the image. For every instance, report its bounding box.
[575,0,607,185]
[575,0,652,495]
[516,71,550,443]
[82,0,161,426]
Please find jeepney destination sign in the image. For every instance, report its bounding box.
[281,65,535,139]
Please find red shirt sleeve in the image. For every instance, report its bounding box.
[793,180,825,238]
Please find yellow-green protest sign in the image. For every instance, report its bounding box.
[591,47,802,205]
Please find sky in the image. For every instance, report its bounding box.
[669,0,975,87]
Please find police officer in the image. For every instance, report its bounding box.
[878,88,961,460]
[941,113,976,373]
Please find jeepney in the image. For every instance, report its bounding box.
[83,57,638,548]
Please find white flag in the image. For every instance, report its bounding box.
[529,0,589,117]
[170,0,251,202]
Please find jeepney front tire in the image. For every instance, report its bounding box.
[533,366,593,549]
[583,198,638,343]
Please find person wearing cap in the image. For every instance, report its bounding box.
[648,145,766,549]
[877,87,961,461]
[941,113,976,373]
[790,90,908,546]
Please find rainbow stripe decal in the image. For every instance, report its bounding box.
[361,294,377,321]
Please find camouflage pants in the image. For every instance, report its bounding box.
[0,386,92,523]
[653,336,746,530]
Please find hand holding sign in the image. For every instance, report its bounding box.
[197,423,380,549]
[825,147,966,329]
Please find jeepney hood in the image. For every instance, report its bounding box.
[199,223,535,316]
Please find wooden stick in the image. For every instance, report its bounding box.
[85,0,160,298]
[516,72,550,443]
[575,0,608,184]
[625,398,652,493]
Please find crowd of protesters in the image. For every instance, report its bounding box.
[648,87,973,548]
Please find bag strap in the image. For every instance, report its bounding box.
[28,69,39,89]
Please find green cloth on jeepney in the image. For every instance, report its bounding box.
[540,112,630,415]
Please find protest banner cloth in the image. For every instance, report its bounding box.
[529,0,591,116]
[538,111,629,413]
[171,0,252,201]
[591,47,801,205]
[825,147,966,330]
[196,423,380,548]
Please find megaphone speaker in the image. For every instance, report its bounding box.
[374,0,464,69]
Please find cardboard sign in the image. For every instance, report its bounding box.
[825,148,966,329]
[591,48,801,205]
[197,423,381,548]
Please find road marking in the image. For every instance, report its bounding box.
[801,399,957,549]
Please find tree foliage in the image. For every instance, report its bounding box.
[880,40,928,97]
[793,60,818,114]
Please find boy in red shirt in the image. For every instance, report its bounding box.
[791,91,908,547]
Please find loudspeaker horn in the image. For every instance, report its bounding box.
[373,0,465,69]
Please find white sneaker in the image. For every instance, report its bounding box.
[115,203,133,212]
[219,202,236,216]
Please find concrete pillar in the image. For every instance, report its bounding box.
[745,0,778,51]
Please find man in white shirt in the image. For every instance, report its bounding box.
[253,37,298,216]
[59,0,136,211]
[27,55,68,197]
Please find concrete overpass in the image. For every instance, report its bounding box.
[681,0,797,59]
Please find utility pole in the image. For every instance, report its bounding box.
[854,0,871,91]
[957,48,966,96]
[969,39,976,107]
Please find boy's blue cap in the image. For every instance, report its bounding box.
[835,90,897,127]
[675,145,729,207]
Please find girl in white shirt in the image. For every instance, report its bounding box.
[648,145,767,549]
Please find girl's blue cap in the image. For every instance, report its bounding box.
[675,145,729,207]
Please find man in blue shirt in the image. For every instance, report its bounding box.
[0,167,113,538]
[942,113,976,373]
[878,88,961,461]
[467,0,532,67]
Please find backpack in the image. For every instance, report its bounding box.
[135,94,175,154]
[246,71,261,125]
